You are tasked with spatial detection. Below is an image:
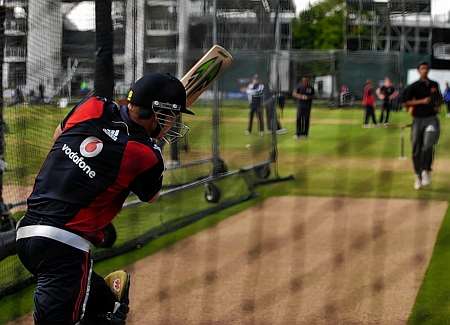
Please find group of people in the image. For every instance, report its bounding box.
[14,61,445,324]
[245,75,315,140]
[246,62,444,192]
[244,74,287,136]
[363,62,443,190]
[362,77,399,128]
[11,84,46,106]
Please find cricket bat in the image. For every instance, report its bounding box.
[181,45,233,108]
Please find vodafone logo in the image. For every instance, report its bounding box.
[80,137,103,158]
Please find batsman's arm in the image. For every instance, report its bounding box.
[129,162,164,203]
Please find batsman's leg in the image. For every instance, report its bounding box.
[16,236,92,325]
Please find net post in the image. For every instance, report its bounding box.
[94,0,114,100]
[0,4,7,212]
[211,0,221,176]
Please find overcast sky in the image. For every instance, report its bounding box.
[294,0,319,13]
[294,0,450,15]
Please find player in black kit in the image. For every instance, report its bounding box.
[292,77,315,139]
[15,73,193,325]
[376,77,397,126]
[402,62,442,190]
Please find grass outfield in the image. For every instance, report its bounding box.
[0,101,449,324]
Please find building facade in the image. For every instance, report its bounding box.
[2,0,295,98]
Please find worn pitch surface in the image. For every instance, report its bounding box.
[10,197,448,324]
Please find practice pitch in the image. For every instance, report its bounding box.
[10,197,447,324]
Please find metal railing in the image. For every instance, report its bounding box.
[145,19,177,33]
[4,20,27,34]
[3,0,27,7]
[4,47,27,59]
[145,49,177,63]
[147,0,177,7]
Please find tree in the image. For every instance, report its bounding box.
[292,0,344,50]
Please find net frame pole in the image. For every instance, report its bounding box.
[211,0,220,175]
[271,0,281,175]
[0,5,6,211]
[171,0,190,164]
[95,0,114,99]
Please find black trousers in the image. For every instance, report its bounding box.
[297,105,311,136]
[248,102,264,133]
[364,105,377,125]
[16,236,117,325]
[446,102,450,114]
[411,116,440,175]
[379,102,391,124]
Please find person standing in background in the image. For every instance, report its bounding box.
[443,82,450,118]
[245,75,265,136]
[277,92,286,116]
[263,84,287,135]
[362,80,377,128]
[38,83,45,103]
[402,62,442,190]
[292,77,314,139]
[376,77,398,126]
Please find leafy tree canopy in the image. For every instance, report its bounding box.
[292,0,344,50]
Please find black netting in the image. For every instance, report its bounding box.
[0,0,289,301]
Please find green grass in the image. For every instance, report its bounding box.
[0,100,449,324]
[408,206,450,325]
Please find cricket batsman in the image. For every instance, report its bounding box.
[15,73,193,324]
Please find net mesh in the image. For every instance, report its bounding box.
[0,0,286,299]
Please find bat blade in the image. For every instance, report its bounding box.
[180,45,233,108]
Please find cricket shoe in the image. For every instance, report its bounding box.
[414,175,422,190]
[421,170,431,187]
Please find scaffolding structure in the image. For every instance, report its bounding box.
[0,0,296,98]
[345,0,443,54]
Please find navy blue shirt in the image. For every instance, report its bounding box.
[296,84,314,109]
[24,96,164,244]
